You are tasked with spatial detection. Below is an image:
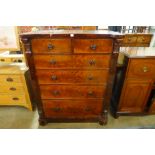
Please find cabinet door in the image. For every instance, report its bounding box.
[118,79,153,113]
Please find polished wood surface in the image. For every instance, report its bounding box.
[121,34,153,47]
[33,54,111,69]
[73,39,113,53]
[36,69,109,84]
[31,39,71,53]
[21,30,123,125]
[42,99,103,118]
[118,79,153,113]
[40,85,106,99]
[127,58,155,79]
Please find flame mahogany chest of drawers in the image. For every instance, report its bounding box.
[21,30,123,125]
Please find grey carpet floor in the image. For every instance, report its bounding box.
[0,106,155,129]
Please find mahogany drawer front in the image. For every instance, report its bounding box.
[0,94,26,105]
[33,54,111,69]
[36,69,109,84]
[127,59,155,79]
[0,85,24,94]
[40,85,106,99]
[31,39,71,53]
[42,99,103,118]
[0,75,22,85]
[73,39,113,53]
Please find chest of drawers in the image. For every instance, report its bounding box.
[0,64,33,110]
[21,30,123,125]
[111,47,155,117]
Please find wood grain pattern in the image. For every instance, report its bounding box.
[36,69,109,84]
[118,79,153,113]
[73,39,113,53]
[33,54,111,69]
[31,39,71,53]
[42,99,103,118]
[40,85,106,99]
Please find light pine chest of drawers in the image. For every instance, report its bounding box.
[21,30,123,125]
[0,64,33,110]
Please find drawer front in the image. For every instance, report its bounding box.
[42,99,103,118]
[33,54,111,69]
[73,39,113,53]
[0,85,24,94]
[123,36,137,44]
[36,70,109,84]
[31,39,71,53]
[0,75,22,85]
[40,85,106,99]
[127,59,155,79]
[0,94,26,105]
[137,36,152,44]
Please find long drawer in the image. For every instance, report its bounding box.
[36,69,109,84]
[73,39,113,53]
[33,54,111,69]
[0,84,24,94]
[40,85,106,99]
[0,94,26,105]
[42,99,103,118]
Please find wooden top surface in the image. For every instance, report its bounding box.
[120,47,155,58]
[20,30,123,38]
[0,63,28,74]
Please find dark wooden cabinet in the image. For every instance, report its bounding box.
[111,47,155,117]
[21,30,123,125]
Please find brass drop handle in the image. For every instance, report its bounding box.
[87,91,94,96]
[90,44,97,50]
[10,87,16,91]
[12,97,19,101]
[51,107,61,112]
[52,90,60,95]
[48,44,54,50]
[128,37,132,41]
[6,78,13,82]
[142,37,145,41]
[51,75,57,80]
[50,59,56,65]
[89,60,96,65]
[88,75,93,80]
[143,66,148,73]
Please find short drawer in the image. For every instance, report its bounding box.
[36,69,109,84]
[31,39,71,53]
[42,99,103,118]
[33,54,111,69]
[127,59,155,79]
[0,85,24,94]
[40,85,106,99]
[0,75,22,85]
[0,94,26,105]
[73,39,113,53]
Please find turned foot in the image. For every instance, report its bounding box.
[39,118,47,126]
[99,110,108,125]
